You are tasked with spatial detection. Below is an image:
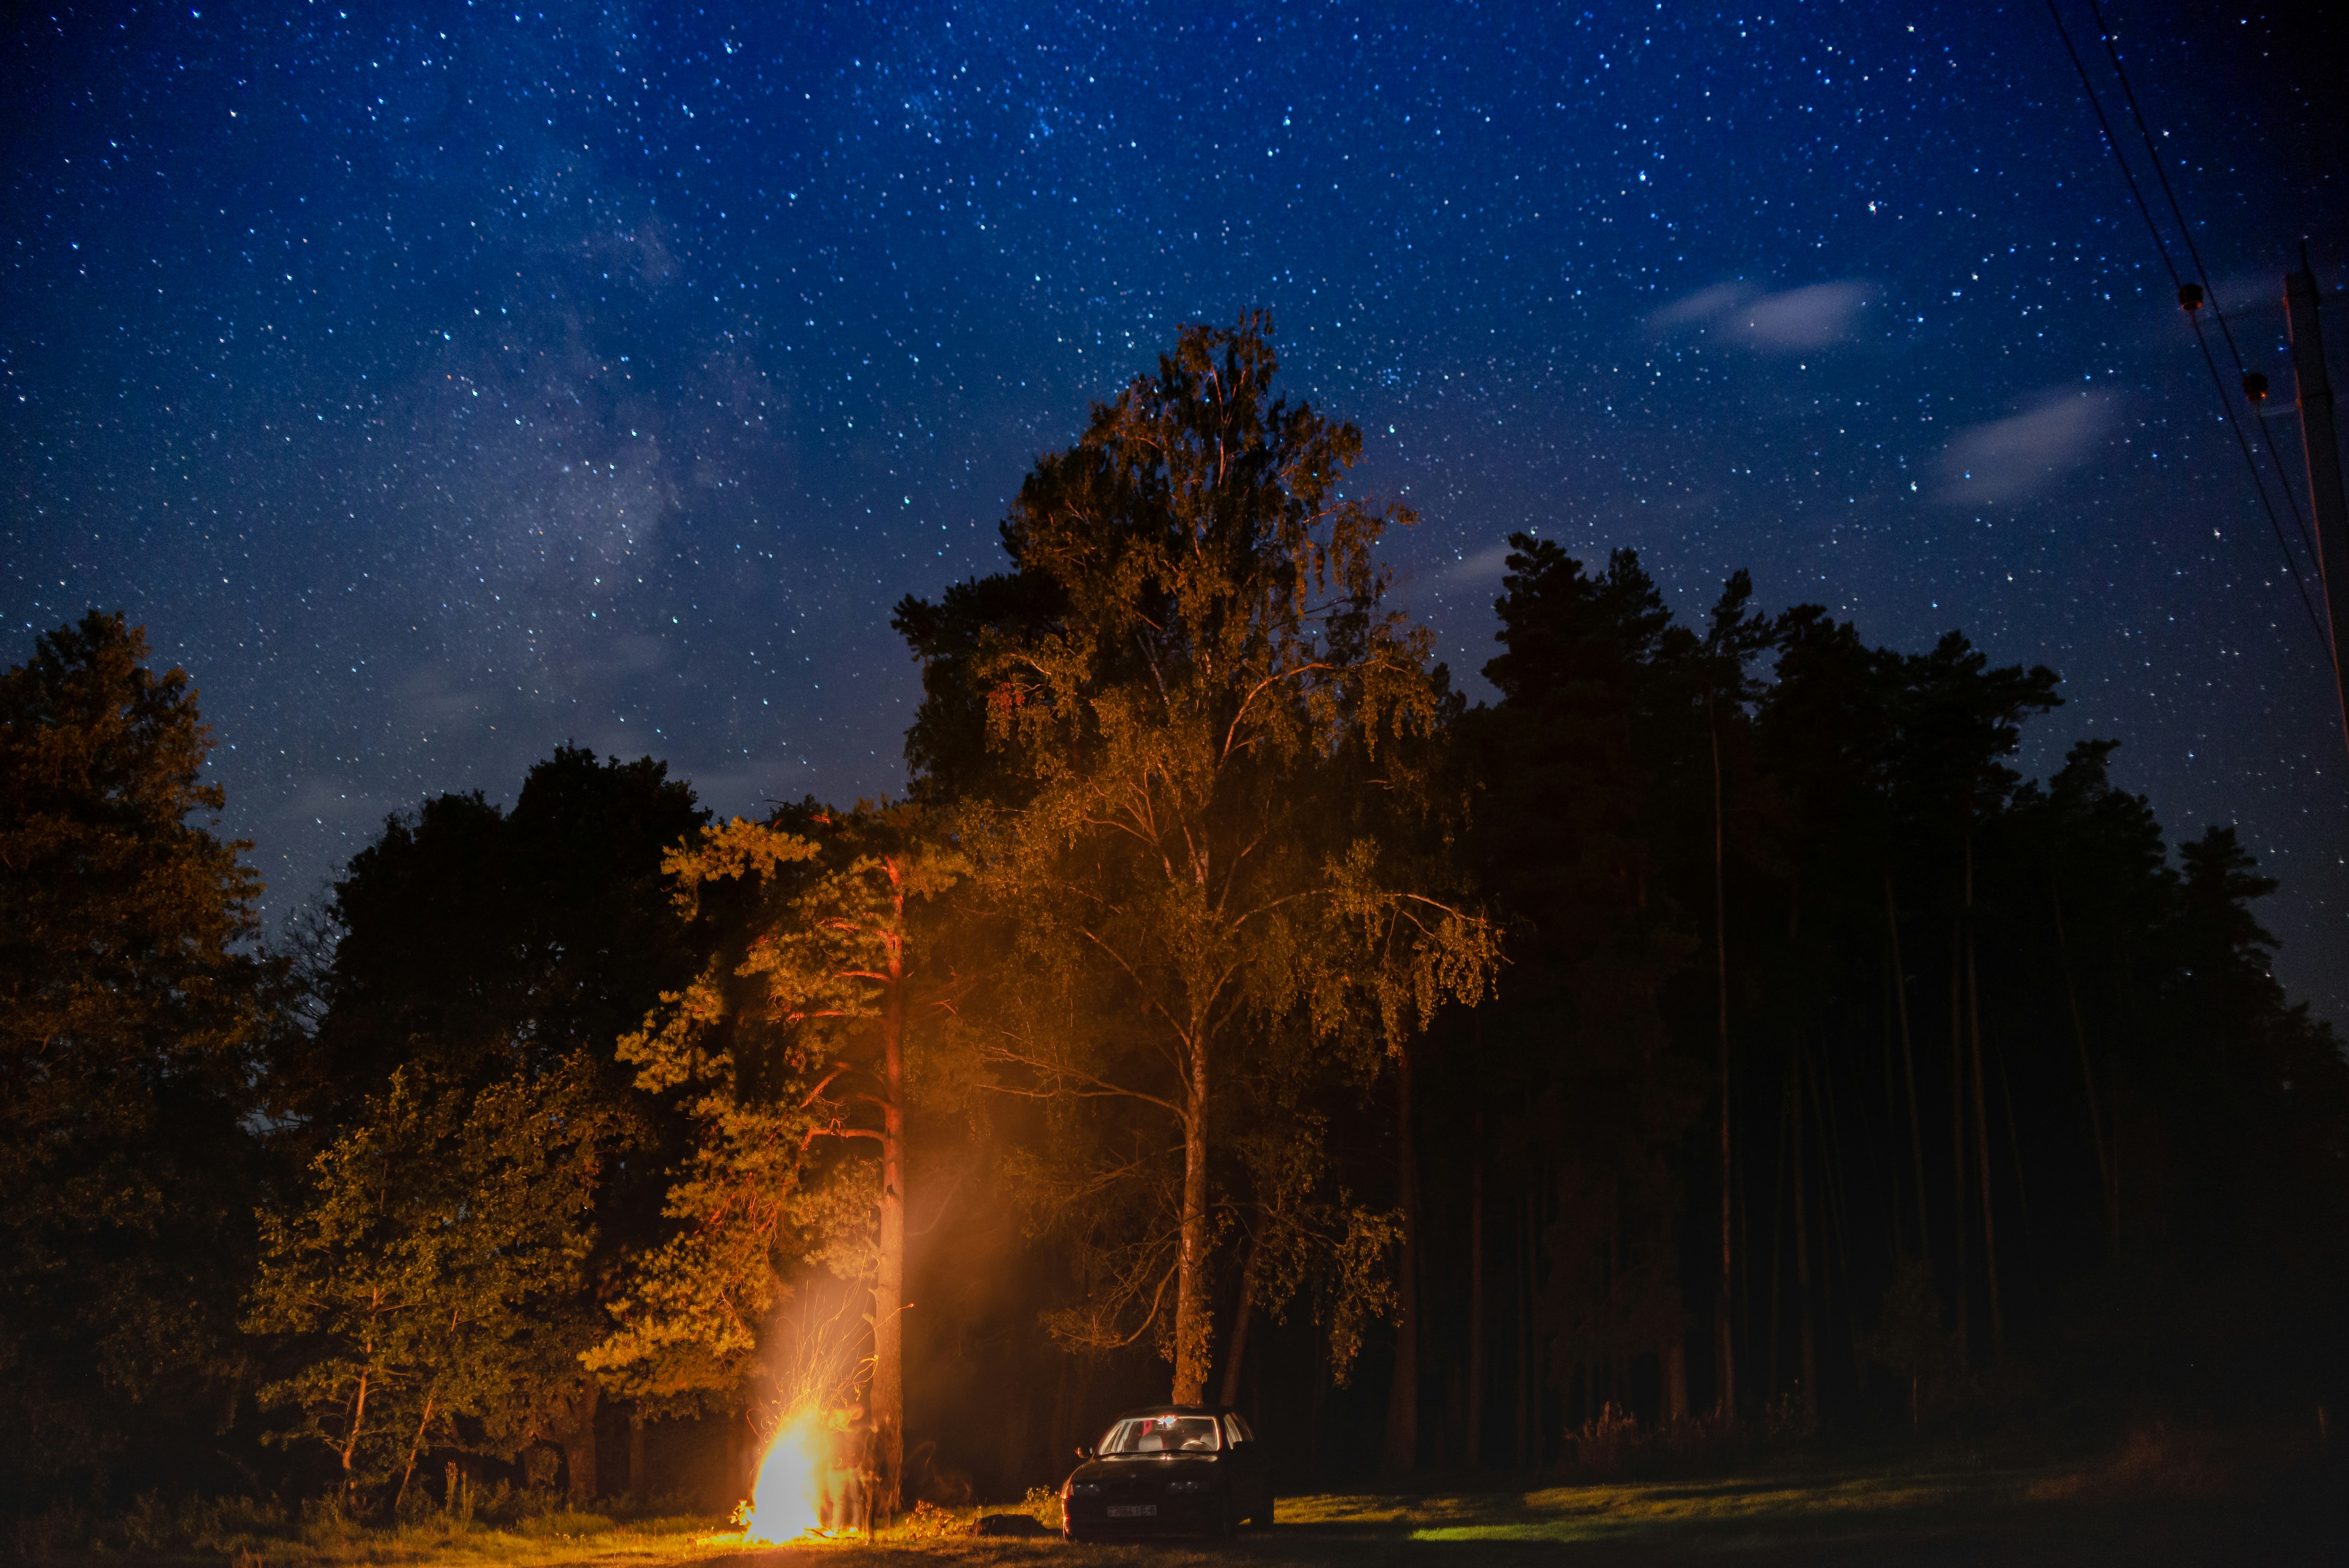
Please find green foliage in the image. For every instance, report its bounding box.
[0,611,271,1500]
[244,1053,629,1502]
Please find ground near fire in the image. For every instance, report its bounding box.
[5,322,2345,1561]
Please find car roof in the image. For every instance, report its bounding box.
[1107,1405,1236,1420]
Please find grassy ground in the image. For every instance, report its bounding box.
[27,1430,2341,1565]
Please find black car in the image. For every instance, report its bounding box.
[1059,1405,1273,1541]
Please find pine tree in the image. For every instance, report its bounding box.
[0,612,271,1501]
[593,802,962,1522]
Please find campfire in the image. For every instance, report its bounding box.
[730,1288,874,1544]
[740,1404,824,1543]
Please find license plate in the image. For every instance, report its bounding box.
[1106,1505,1157,1518]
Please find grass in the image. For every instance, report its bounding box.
[21,1429,2339,1566]
[10,1494,735,1567]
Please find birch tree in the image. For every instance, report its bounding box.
[944,315,1499,1404]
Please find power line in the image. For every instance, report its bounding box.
[2041,0,2331,658]
[2042,0,2180,283]
[2187,306,2330,647]
[2084,0,2325,578]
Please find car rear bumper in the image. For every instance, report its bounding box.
[1063,1496,1224,1536]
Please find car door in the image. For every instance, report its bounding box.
[1221,1413,1268,1517]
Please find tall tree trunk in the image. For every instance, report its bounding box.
[1307,1322,1327,1475]
[1996,1043,2035,1247]
[556,1382,599,1508]
[1792,1045,1817,1422]
[628,1407,646,1497]
[1516,1186,1534,1468]
[873,888,909,1525]
[1805,1045,1865,1400]
[1218,1225,1264,1408]
[2050,884,2116,1238]
[1965,924,2004,1360]
[394,1392,437,1516]
[1766,1074,1790,1401]
[1381,1043,1420,1478]
[1050,1356,1075,1466]
[1710,704,1736,1422]
[1467,1147,1485,1466]
[1171,1032,1213,1404]
[341,1328,374,1509]
[1884,875,1929,1256]
[1948,920,1969,1358]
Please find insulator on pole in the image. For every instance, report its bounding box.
[2178,282,2204,312]
[2284,250,2349,764]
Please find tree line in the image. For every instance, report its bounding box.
[4,315,2344,1523]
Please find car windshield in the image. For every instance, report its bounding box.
[1098,1415,1223,1456]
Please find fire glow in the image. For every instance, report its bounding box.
[740,1406,823,1543]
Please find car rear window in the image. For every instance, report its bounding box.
[1099,1415,1223,1454]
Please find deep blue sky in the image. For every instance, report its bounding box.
[7,2,2346,1020]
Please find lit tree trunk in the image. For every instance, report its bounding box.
[873,888,907,1526]
[394,1390,438,1515]
[1381,1042,1420,1478]
[342,1294,381,1509]
[341,1364,372,1509]
[555,1381,599,1507]
[1171,1030,1213,1404]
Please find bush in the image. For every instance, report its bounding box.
[2026,1422,2231,1503]
[1562,1406,1744,1480]
[896,1500,975,1540]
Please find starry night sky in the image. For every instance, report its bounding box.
[7,2,2347,1020]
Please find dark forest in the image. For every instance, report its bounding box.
[5,319,2344,1543]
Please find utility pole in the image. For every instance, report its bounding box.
[2284,247,2349,763]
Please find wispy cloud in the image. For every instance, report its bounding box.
[1649,283,1748,331]
[1649,280,1872,351]
[1939,388,2117,503]
[1451,542,1517,583]
[1737,282,1871,349]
